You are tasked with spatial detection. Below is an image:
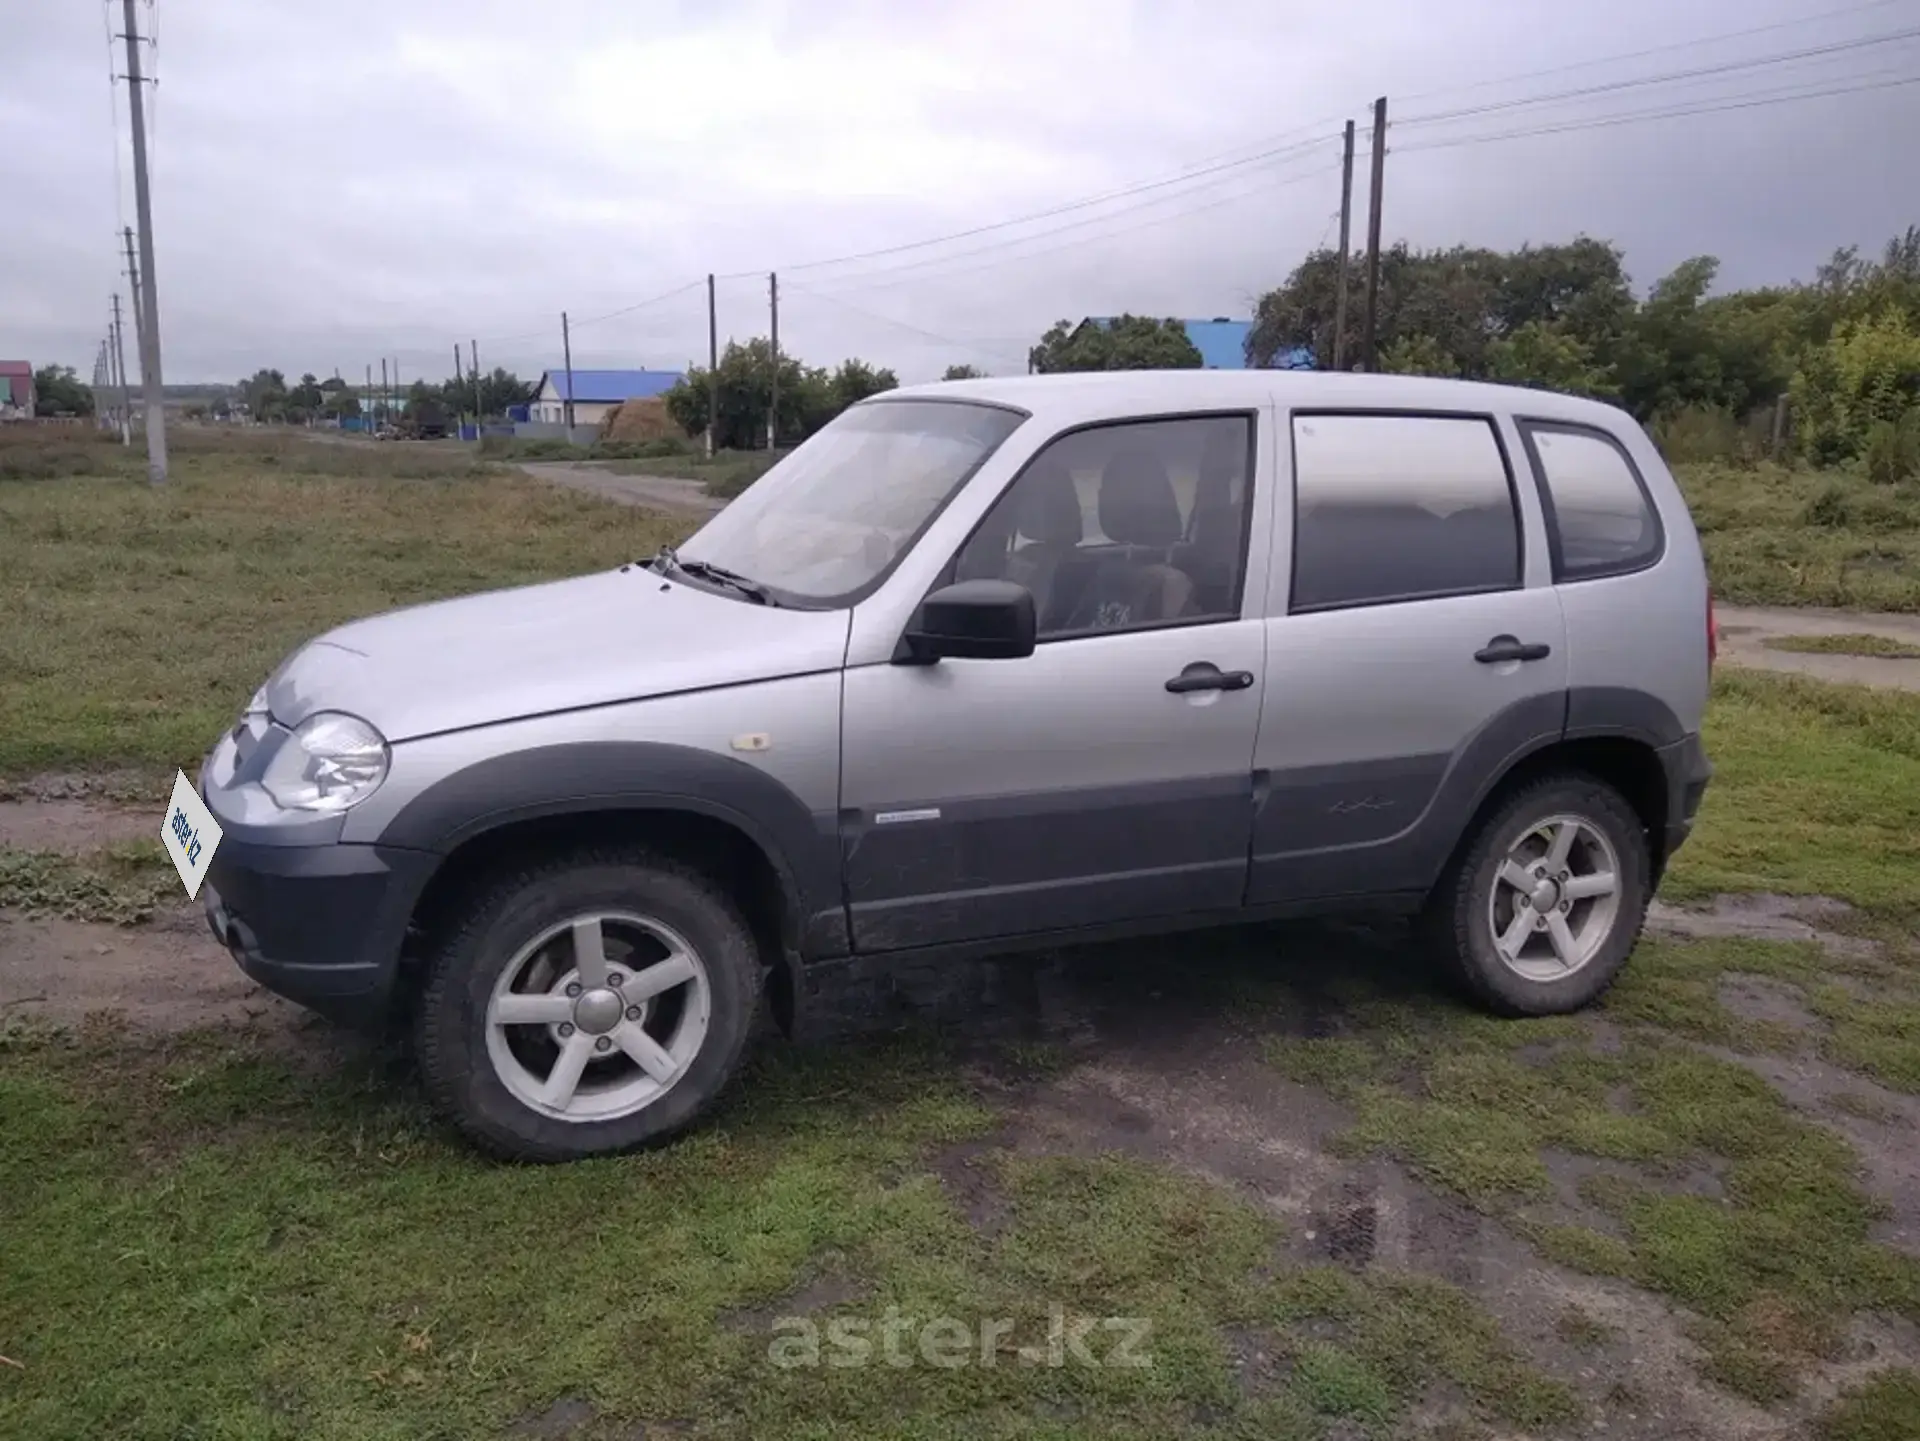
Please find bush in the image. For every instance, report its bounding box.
[1802,483,1854,529]
[1791,310,1920,465]
[592,437,690,461]
[0,432,112,482]
[1653,405,1754,466]
[1862,410,1920,486]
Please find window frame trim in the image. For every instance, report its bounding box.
[1285,406,1527,616]
[1515,416,1668,585]
[932,407,1264,647]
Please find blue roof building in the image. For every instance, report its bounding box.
[1075,317,1314,371]
[532,368,684,423]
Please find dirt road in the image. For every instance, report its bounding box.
[1715,603,1920,692]
[517,460,724,516]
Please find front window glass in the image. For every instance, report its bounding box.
[677,399,1024,605]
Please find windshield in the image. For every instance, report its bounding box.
[676,399,1025,605]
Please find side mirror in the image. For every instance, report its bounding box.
[901,579,1036,662]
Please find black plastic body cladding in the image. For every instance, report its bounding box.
[378,742,849,958]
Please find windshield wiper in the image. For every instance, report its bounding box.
[649,547,777,606]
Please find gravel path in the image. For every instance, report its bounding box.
[1715,603,1920,692]
[517,460,724,516]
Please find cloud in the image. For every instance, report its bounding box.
[2,0,1914,384]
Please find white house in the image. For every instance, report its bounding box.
[531,369,683,427]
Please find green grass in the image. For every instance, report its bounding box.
[1818,1369,1920,1440]
[1677,461,1920,611]
[0,430,688,778]
[0,839,177,924]
[0,1028,1577,1440]
[1259,948,1920,1404]
[1664,668,1920,920]
[1763,632,1920,659]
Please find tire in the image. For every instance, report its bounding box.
[415,846,761,1162]
[1424,773,1651,1018]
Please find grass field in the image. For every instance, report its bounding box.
[0,429,686,779]
[1677,461,1920,611]
[2,429,1918,1439]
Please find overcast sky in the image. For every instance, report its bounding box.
[3,0,1914,385]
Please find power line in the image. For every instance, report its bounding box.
[812,163,1343,297]
[1392,24,1920,129]
[1392,0,1911,105]
[796,147,1338,292]
[717,132,1338,281]
[101,2,126,237]
[1394,68,1920,154]
[780,282,1031,362]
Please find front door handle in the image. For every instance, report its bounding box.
[1166,664,1255,694]
[1475,635,1553,664]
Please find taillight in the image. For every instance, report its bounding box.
[1707,592,1718,668]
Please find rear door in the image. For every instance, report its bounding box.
[1248,409,1568,906]
[839,409,1273,952]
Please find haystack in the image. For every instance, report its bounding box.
[602,397,680,443]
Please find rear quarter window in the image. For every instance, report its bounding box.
[1290,412,1521,612]
[1520,421,1664,581]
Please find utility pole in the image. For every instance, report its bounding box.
[453,343,466,434]
[364,363,373,430]
[706,273,718,459]
[380,357,388,429]
[120,228,147,417]
[767,271,780,451]
[110,293,133,443]
[119,0,166,481]
[1361,96,1388,374]
[1332,120,1356,373]
[560,312,575,432]
[470,339,482,426]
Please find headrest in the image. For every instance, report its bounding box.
[1098,449,1182,546]
[1017,459,1083,545]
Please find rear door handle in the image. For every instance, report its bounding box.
[1166,664,1255,694]
[1475,635,1553,664]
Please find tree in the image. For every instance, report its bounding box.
[1792,309,1920,466]
[942,364,986,381]
[285,372,325,424]
[1487,321,1616,399]
[238,368,288,422]
[827,358,897,411]
[664,340,895,449]
[1379,333,1461,378]
[32,365,95,417]
[1028,315,1203,372]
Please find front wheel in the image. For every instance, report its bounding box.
[415,848,761,1161]
[1426,774,1651,1017]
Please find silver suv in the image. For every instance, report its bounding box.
[199,372,1714,1161]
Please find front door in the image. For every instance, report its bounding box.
[1249,409,1570,905]
[840,411,1270,953]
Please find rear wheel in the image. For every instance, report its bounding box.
[415,848,760,1161]
[1427,775,1650,1016]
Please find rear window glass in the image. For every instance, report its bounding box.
[1523,423,1662,580]
[1290,413,1520,612]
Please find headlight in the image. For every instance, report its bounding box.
[260,712,389,813]
[245,685,270,717]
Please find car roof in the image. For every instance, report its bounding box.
[883,369,1635,431]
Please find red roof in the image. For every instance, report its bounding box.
[0,361,31,378]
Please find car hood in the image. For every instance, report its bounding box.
[265,567,852,741]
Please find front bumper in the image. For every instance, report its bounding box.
[1655,731,1713,865]
[203,835,438,1029]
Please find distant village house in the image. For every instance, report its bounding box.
[531,369,683,427]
